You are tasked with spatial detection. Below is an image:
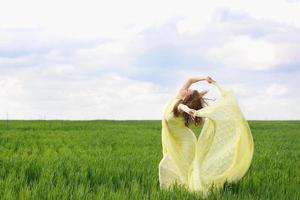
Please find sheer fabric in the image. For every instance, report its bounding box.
[159,82,254,196]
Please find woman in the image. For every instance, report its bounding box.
[159,76,254,195]
[173,76,216,127]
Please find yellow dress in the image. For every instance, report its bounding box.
[159,82,254,196]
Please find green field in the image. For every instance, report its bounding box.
[0,120,299,199]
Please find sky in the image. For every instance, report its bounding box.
[0,0,300,120]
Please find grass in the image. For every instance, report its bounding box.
[0,120,299,199]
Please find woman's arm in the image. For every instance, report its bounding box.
[179,76,207,91]
[177,76,216,99]
[178,103,196,118]
[180,76,215,90]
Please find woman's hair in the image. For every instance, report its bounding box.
[173,90,208,127]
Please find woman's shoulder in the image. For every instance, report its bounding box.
[163,97,181,117]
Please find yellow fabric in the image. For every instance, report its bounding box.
[159,82,254,196]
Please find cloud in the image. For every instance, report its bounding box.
[266,83,289,96]
[0,70,171,119]
[132,8,300,74]
[204,35,280,70]
[0,0,300,120]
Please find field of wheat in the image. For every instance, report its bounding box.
[0,120,299,199]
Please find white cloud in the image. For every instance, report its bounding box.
[71,41,139,75]
[0,0,187,39]
[1,0,300,39]
[231,0,300,28]
[222,82,296,120]
[0,70,171,119]
[227,82,299,120]
[239,94,299,120]
[204,35,283,70]
[266,83,289,96]
[229,84,250,96]
[174,0,300,34]
[0,56,36,67]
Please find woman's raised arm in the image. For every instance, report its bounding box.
[179,76,205,91]
[179,76,216,91]
[177,76,216,99]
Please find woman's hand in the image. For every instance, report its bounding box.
[188,108,197,120]
[205,76,216,84]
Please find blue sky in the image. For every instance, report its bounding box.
[0,0,300,120]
